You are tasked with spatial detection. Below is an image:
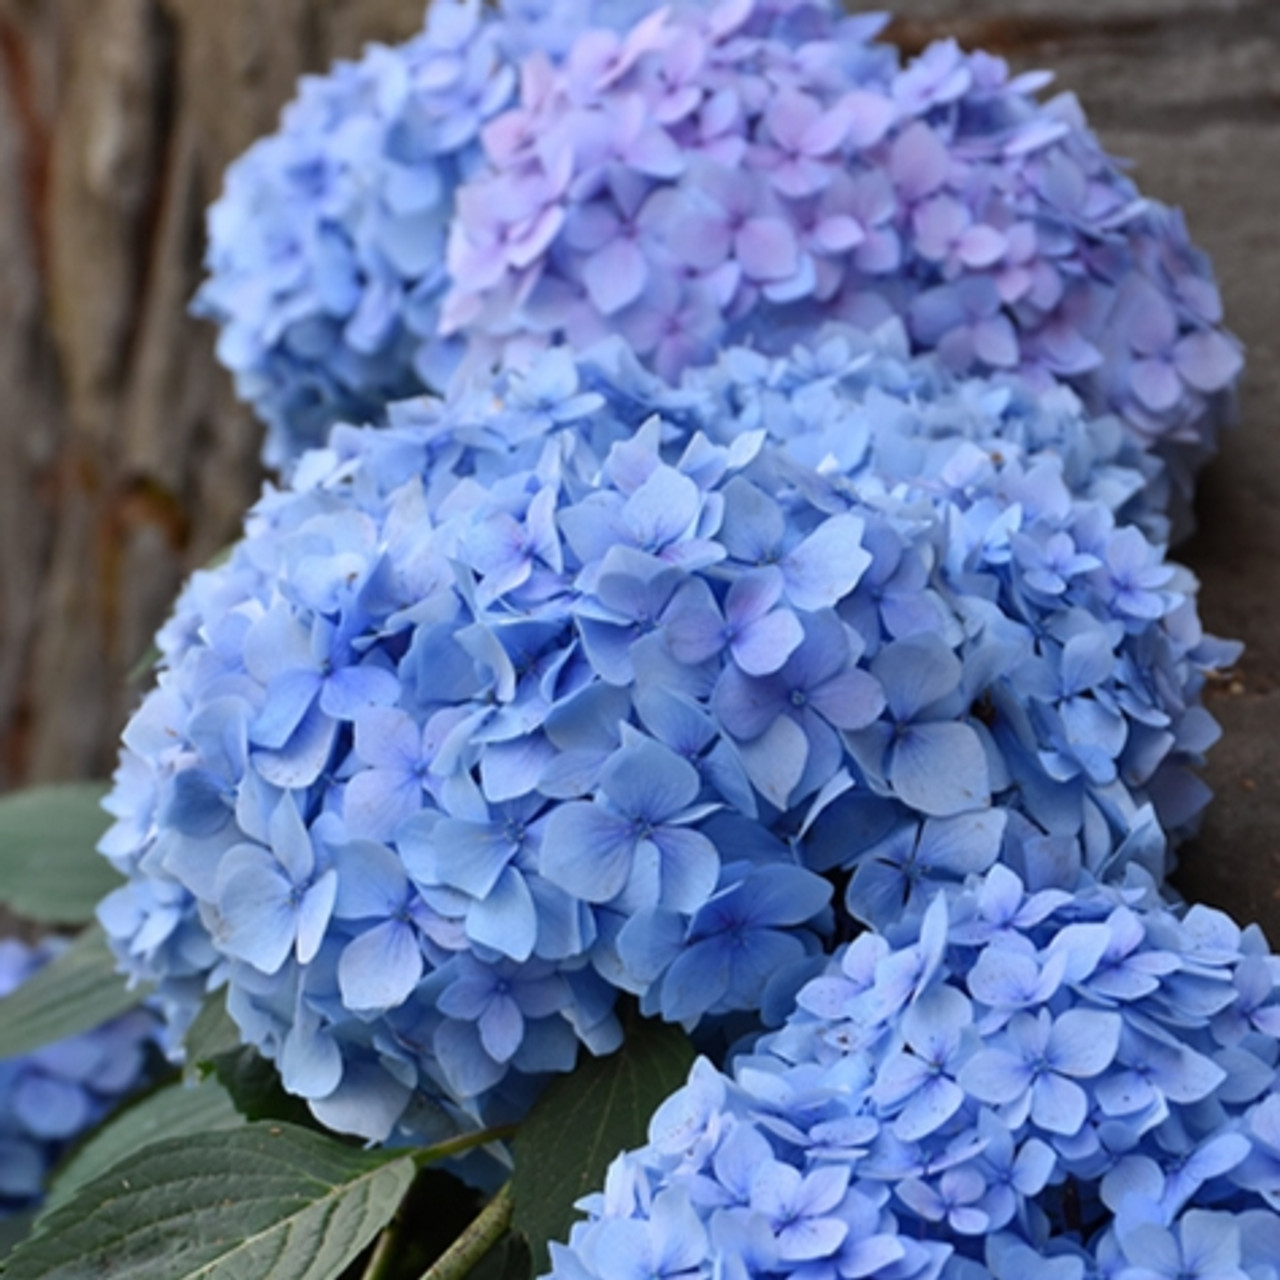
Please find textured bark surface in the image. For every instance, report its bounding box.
[0,0,427,789]
[0,2,1276,926]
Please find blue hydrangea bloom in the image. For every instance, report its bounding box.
[546,869,1280,1280]
[443,0,1241,510]
[98,338,1235,1142]
[194,0,659,468]
[0,938,159,1217]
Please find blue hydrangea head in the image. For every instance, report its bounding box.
[98,338,1235,1144]
[194,0,661,469]
[0,938,159,1217]
[443,0,1241,506]
[546,870,1280,1280]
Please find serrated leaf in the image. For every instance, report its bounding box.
[511,1017,695,1273]
[182,991,243,1071]
[44,1077,244,1213]
[0,923,143,1058]
[2,1123,417,1280]
[0,784,121,924]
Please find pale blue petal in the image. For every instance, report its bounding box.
[541,802,637,902]
[338,920,423,1012]
[890,721,990,816]
[467,866,538,962]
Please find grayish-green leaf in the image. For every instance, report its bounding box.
[3,1122,417,1280]
[0,924,143,1058]
[0,784,121,924]
[44,1077,244,1213]
[511,1018,695,1274]
[0,1212,36,1261]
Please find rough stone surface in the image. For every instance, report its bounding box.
[0,2,1275,929]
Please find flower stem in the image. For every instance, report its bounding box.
[419,1183,514,1280]
[411,1123,518,1170]
[361,1221,400,1280]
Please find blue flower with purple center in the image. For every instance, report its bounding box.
[443,0,1240,510]
[98,337,1235,1142]
[545,868,1280,1280]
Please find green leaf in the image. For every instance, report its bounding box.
[0,1213,37,1262]
[2,1122,418,1280]
[0,923,143,1058]
[44,1077,244,1213]
[466,1233,531,1280]
[510,1017,695,1274]
[0,784,121,924]
[209,1046,321,1129]
[126,642,162,685]
[182,991,243,1071]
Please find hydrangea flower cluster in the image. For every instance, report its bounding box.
[442,0,1242,502]
[548,868,1280,1280]
[193,0,657,466]
[97,338,1234,1142]
[0,939,158,1217]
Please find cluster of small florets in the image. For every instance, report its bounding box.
[193,0,659,467]
[441,0,1242,502]
[548,867,1280,1280]
[0,939,158,1217]
[97,339,1233,1141]
[196,0,1241,498]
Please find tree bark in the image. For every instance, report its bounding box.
[0,0,425,786]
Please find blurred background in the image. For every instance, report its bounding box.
[0,0,1274,925]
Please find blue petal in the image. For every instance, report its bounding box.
[601,738,700,821]
[1047,1008,1122,1077]
[890,721,990,817]
[333,841,408,918]
[1029,1072,1088,1135]
[783,514,872,611]
[343,768,423,842]
[307,1061,412,1143]
[296,869,337,965]
[216,858,294,973]
[428,819,515,899]
[281,1012,343,1100]
[467,866,538,962]
[478,994,524,1063]
[338,920,423,1012]
[738,715,809,810]
[251,668,320,749]
[541,802,637,903]
[873,634,961,722]
[253,701,337,789]
[651,827,721,914]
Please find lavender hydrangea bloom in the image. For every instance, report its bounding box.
[194,0,659,468]
[98,338,1234,1143]
[444,0,1241,509]
[0,939,158,1217]
[546,869,1280,1280]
